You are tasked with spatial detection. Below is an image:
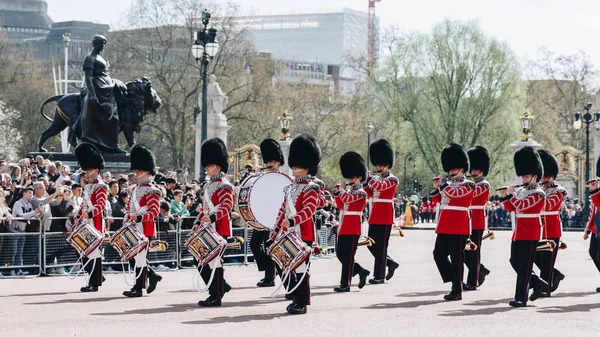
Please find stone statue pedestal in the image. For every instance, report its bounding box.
[28,151,131,173]
[507,139,544,185]
[195,113,231,180]
[278,139,292,177]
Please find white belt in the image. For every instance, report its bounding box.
[470,206,485,210]
[372,198,394,203]
[440,206,469,212]
[515,214,541,219]
[342,211,363,216]
[541,211,559,216]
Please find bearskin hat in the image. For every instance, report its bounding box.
[514,146,543,182]
[597,157,600,178]
[369,139,394,168]
[201,138,229,172]
[288,134,321,172]
[130,144,156,175]
[467,146,490,176]
[441,143,469,173]
[340,151,367,182]
[75,143,105,170]
[260,138,285,166]
[538,149,559,179]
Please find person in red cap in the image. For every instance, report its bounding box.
[587,158,600,293]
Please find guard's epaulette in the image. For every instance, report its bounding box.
[145,186,162,196]
[383,174,400,184]
[546,184,567,197]
[312,178,325,189]
[218,181,234,192]
[462,179,476,188]
[350,189,368,199]
[303,182,320,194]
[476,179,491,189]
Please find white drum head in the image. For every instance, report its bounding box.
[248,172,291,230]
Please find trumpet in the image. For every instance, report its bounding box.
[482,230,495,241]
[358,236,375,247]
[465,238,478,251]
[149,239,169,252]
[536,239,557,252]
[226,236,245,250]
[495,184,525,191]
[102,232,111,243]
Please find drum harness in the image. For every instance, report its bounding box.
[119,186,149,286]
[270,186,311,297]
[68,189,103,283]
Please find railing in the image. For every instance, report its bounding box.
[0,216,339,278]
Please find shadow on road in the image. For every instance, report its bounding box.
[25,296,120,305]
[396,290,448,298]
[462,298,513,306]
[551,292,599,299]
[536,302,600,313]
[362,299,442,309]
[182,312,289,325]
[0,292,73,298]
[439,306,517,316]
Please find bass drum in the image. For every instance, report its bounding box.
[237,172,292,231]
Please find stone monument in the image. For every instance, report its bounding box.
[508,109,543,185]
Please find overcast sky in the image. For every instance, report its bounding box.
[46,0,600,64]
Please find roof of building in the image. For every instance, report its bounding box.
[46,21,109,41]
[0,10,52,29]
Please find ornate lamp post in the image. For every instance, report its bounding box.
[366,123,374,169]
[573,102,600,213]
[278,110,293,141]
[192,10,219,181]
[519,109,535,141]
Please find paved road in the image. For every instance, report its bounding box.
[2,230,600,337]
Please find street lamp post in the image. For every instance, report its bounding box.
[192,10,219,181]
[366,123,374,169]
[60,32,71,153]
[573,102,600,215]
[278,110,293,141]
[403,153,414,196]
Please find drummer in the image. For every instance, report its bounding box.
[250,138,284,287]
[195,138,234,307]
[271,133,321,315]
[122,145,163,298]
[74,143,108,293]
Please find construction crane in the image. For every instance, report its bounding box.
[367,0,380,73]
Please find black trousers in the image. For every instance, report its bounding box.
[464,230,487,286]
[367,224,397,279]
[433,234,467,293]
[589,233,600,272]
[128,245,160,291]
[510,240,546,302]
[287,240,312,306]
[336,235,366,287]
[250,229,275,281]
[534,238,563,293]
[83,257,103,287]
[196,234,229,299]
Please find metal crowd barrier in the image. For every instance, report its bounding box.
[1,215,339,278]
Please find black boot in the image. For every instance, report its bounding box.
[443,291,462,301]
[147,272,162,294]
[478,266,490,286]
[198,296,221,307]
[386,261,399,281]
[123,268,144,298]
[509,300,526,307]
[551,272,564,293]
[358,270,370,289]
[334,285,350,292]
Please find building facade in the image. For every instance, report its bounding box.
[0,0,52,42]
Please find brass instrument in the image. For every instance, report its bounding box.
[559,240,567,250]
[102,232,111,243]
[358,236,375,247]
[536,239,556,252]
[464,238,478,251]
[226,236,245,250]
[149,239,169,252]
[482,230,495,241]
[496,184,525,192]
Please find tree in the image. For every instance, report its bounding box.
[367,20,523,187]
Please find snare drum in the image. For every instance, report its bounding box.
[110,223,149,261]
[184,224,227,266]
[66,220,104,257]
[237,172,291,231]
[267,230,311,275]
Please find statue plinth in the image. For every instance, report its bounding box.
[278,139,292,177]
[28,151,131,173]
[195,113,231,180]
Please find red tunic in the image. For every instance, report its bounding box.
[470,178,491,231]
[542,182,566,239]
[78,178,108,232]
[431,177,475,235]
[502,185,545,241]
[127,181,161,237]
[275,177,319,242]
[197,173,234,237]
[589,188,600,233]
[311,177,327,209]
[364,171,398,225]
[334,185,367,236]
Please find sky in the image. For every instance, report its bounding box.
[46,0,600,64]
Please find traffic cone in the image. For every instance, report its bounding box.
[403,202,414,227]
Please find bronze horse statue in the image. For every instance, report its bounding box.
[37,77,161,152]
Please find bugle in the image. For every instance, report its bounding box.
[226,236,245,250]
[559,240,567,250]
[464,238,478,251]
[482,230,495,241]
[536,239,556,252]
[149,239,169,252]
[358,236,375,247]
[495,184,525,192]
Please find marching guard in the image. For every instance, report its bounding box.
[333,152,371,292]
[585,159,600,292]
[364,139,400,284]
[534,149,566,296]
[431,143,475,301]
[249,138,283,287]
[123,144,163,297]
[75,143,108,292]
[464,146,491,290]
[499,146,548,307]
[272,133,321,314]
[195,138,234,307]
